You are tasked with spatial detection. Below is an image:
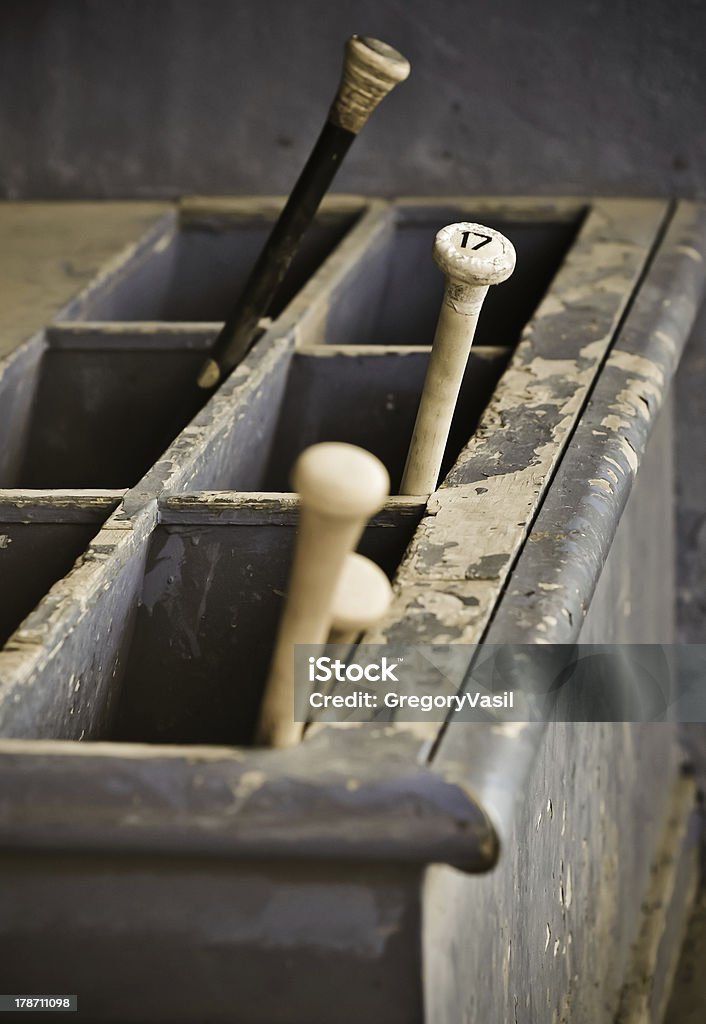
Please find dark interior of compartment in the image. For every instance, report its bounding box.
[0,518,107,647]
[75,212,359,321]
[326,211,583,347]
[14,341,210,488]
[260,348,509,492]
[111,513,421,746]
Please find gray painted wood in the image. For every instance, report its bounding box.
[59,199,363,324]
[326,198,583,349]
[0,331,44,484]
[422,403,681,1024]
[432,201,706,846]
[417,202,706,1024]
[0,493,123,649]
[365,199,668,654]
[264,346,508,492]
[3,327,211,489]
[483,202,706,644]
[0,197,702,1023]
[112,497,424,748]
[0,505,155,739]
[0,851,426,1024]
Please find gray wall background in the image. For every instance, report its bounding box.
[2,0,706,201]
[0,0,704,644]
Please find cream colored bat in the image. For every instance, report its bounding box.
[400,222,516,495]
[328,552,393,644]
[256,442,389,747]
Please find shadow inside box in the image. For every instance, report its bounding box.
[65,208,360,322]
[0,206,363,491]
[258,346,510,493]
[111,506,421,747]
[0,498,120,649]
[0,328,213,489]
[324,209,583,348]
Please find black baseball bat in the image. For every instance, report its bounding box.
[196,36,410,389]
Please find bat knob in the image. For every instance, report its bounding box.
[331,553,393,637]
[434,222,516,292]
[293,443,389,520]
[331,35,411,134]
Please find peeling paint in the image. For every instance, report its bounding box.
[608,350,665,384]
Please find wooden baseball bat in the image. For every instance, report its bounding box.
[400,222,516,495]
[197,36,411,389]
[328,552,393,644]
[256,442,389,747]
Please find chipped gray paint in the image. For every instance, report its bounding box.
[359,200,667,762]
[487,202,706,644]
[0,197,703,1024]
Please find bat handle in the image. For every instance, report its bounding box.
[400,222,516,496]
[330,35,411,134]
[328,553,393,644]
[256,443,390,747]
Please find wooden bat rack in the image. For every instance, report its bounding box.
[0,195,704,1022]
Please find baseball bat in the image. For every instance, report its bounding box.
[256,442,389,747]
[197,36,410,389]
[400,222,516,495]
[328,552,393,644]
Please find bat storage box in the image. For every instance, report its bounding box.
[0,196,704,1023]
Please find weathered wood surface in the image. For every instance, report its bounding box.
[61,197,367,324]
[8,328,211,489]
[0,197,702,1024]
[0,491,124,522]
[158,492,425,528]
[418,203,706,1024]
[421,395,681,1024]
[323,198,583,350]
[481,201,706,644]
[0,333,45,484]
[316,200,670,765]
[616,776,699,1024]
[0,851,427,1024]
[432,201,706,824]
[113,496,420,748]
[0,201,168,359]
[423,733,689,1024]
[45,322,217,349]
[0,733,495,869]
[0,504,155,738]
[179,193,372,222]
[367,199,668,648]
[0,493,124,651]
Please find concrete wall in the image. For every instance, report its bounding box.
[2,0,705,201]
